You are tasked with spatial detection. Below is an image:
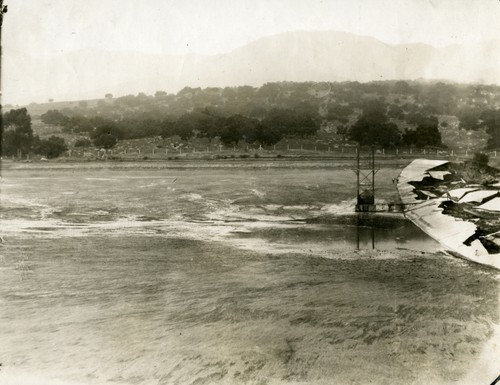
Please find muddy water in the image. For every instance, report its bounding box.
[0,165,499,385]
[231,214,441,254]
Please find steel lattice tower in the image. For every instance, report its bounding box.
[354,146,379,212]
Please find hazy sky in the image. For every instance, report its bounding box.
[4,0,500,58]
[3,0,500,105]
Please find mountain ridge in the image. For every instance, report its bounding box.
[3,30,500,105]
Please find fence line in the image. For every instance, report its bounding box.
[66,145,498,159]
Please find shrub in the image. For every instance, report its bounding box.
[74,138,92,147]
[93,134,117,149]
[472,152,489,167]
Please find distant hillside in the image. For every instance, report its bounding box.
[3,30,500,105]
[16,80,500,156]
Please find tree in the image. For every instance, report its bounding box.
[256,109,292,145]
[105,93,113,99]
[393,80,412,94]
[154,90,168,99]
[121,118,162,139]
[2,108,34,157]
[173,113,197,140]
[34,135,68,158]
[194,109,220,140]
[256,114,285,146]
[293,112,319,137]
[403,117,442,148]
[417,120,442,147]
[256,83,282,100]
[160,119,176,139]
[216,114,258,146]
[41,109,68,126]
[326,103,353,122]
[64,116,93,133]
[90,122,123,149]
[387,104,405,120]
[178,87,200,98]
[348,100,401,147]
[219,115,244,146]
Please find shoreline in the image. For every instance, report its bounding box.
[0,157,412,171]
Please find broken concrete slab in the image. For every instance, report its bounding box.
[398,159,500,270]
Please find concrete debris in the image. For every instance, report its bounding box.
[398,159,500,270]
[459,190,498,204]
[448,187,478,201]
[420,190,438,199]
[477,197,500,212]
[398,159,449,184]
[428,171,451,180]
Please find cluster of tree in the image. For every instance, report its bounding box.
[2,108,67,158]
[402,115,443,148]
[348,100,401,147]
[347,99,442,148]
[43,108,321,148]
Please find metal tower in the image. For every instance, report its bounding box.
[354,146,378,212]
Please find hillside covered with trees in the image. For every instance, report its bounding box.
[3,80,500,159]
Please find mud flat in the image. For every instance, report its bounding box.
[397,159,500,270]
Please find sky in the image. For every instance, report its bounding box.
[4,0,500,57]
[2,0,500,104]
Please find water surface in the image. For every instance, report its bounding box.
[0,164,498,385]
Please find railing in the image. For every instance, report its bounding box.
[355,203,407,213]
